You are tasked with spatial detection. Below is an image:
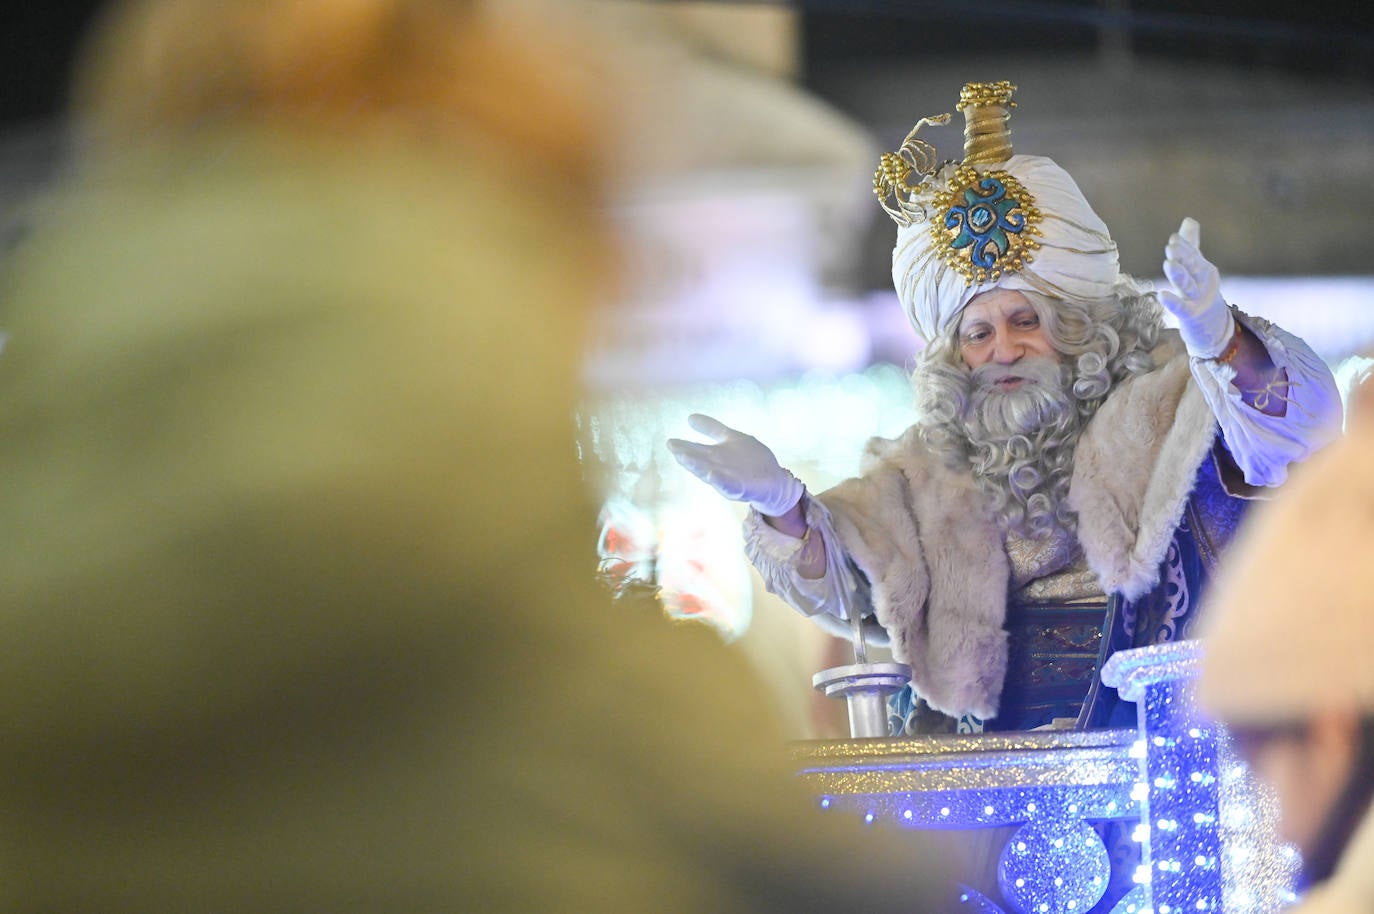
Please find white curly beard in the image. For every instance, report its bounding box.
[963,358,1082,538]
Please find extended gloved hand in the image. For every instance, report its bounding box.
[1159,216,1236,359]
[666,413,804,517]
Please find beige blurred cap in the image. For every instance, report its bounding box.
[1196,391,1372,726]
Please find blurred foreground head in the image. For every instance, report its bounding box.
[0,2,954,911]
[1197,384,1374,890]
[71,0,611,190]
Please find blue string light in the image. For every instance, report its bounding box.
[800,642,1299,913]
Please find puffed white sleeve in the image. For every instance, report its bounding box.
[742,493,872,626]
[1189,310,1343,487]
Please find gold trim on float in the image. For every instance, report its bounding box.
[789,728,1138,794]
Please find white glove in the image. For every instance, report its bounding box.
[1159,217,1236,359]
[666,413,803,517]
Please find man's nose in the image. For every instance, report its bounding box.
[991,333,1022,364]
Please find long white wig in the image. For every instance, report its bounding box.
[913,283,1163,537]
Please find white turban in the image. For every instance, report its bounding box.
[890,154,1120,343]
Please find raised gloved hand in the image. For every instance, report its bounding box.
[666,413,803,517]
[1159,217,1237,359]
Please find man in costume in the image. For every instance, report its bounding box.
[1197,380,1374,912]
[669,81,1342,733]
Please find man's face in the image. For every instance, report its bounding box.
[955,291,1071,443]
[940,290,1080,536]
[957,288,1059,376]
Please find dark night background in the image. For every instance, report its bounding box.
[2,2,1370,129]
[1,1,1369,295]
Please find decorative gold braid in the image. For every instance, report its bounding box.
[873,113,953,227]
[956,80,1018,111]
[1210,326,1243,364]
[1241,373,1312,418]
[957,81,1016,165]
[874,81,1035,286]
[927,163,1042,284]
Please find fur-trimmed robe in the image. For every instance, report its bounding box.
[817,334,1226,720]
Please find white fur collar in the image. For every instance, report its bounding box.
[1070,334,1218,600]
[818,332,1216,718]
